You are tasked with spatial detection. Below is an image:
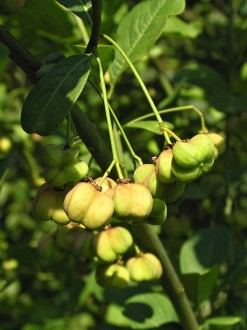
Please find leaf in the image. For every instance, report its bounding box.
[180,226,233,274]
[124,120,174,135]
[109,0,185,87]
[105,293,178,329]
[56,0,93,26]
[181,267,219,307]
[21,55,92,136]
[205,316,243,329]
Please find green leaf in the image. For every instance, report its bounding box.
[180,226,233,274]
[181,267,219,307]
[105,293,178,329]
[21,55,92,136]
[124,120,174,135]
[109,0,185,87]
[56,0,93,26]
[205,316,243,330]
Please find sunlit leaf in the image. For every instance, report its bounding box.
[205,316,243,329]
[105,293,178,329]
[109,0,185,86]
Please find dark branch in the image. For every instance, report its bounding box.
[0,24,41,84]
[85,0,102,54]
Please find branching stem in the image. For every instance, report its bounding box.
[127,105,207,133]
[101,34,172,144]
[160,126,182,142]
[88,79,143,166]
[95,50,123,178]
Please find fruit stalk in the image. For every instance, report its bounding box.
[89,79,143,166]
[95,51,124,178]
[101,34,172,144]
[126,104,207,133]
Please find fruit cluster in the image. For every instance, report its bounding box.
[55,223,163,288]
[32,132,225,288]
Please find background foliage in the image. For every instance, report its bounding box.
[0,0,247,329]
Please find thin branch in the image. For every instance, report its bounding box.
[85,0,102,54]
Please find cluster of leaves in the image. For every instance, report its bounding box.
[0,0,247,330]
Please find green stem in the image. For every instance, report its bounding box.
[111,107,143,167]
[88,79,143,166]
[113,123,128,177]
[98,160,116,186]
[95,51,123,178]
[85,0,102,54]
[127,105,207,133]
[132,224,199,330]
[133,243,141,254]
[160,126,182,142]
[101,34,171,144]
[71,105,118,178]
